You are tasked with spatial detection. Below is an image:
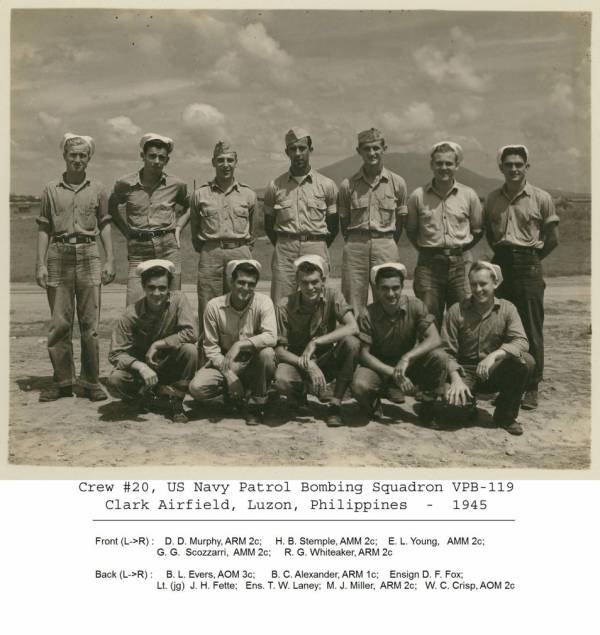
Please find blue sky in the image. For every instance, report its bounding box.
[10,9,591,194]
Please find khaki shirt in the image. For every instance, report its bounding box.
[406,180,482,248]
[442,297,529,374]
[109,292,197,370]
[36,174,110,237]
[338,167,407,234]
[189,179,256,242]
[358,296,435,366]
[484,182,559,249]
[263,170,338,235]
[110,171,188,231]
[203,292,277,371]
[276,287,352,355]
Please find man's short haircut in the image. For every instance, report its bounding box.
[296,261,324,278]
[232,262,260,282]
[63,137,91,155]
[375,267,405,285]
[469,261,494,277]
[143,139,171,155]
[431,142,459,162]
[141,266,173,287]
[500,146,528,164]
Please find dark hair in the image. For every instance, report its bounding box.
[232,262,260,282]
[296,261,323,277]
[141,266,173,287]
[500,146,527,164]
[143,140,171,155]
[375,267,404,285]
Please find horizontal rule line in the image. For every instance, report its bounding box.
[92,518,516,523]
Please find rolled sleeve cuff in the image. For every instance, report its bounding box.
[396,204,408,216]
[358,332,372,346]
[500,343,525,359]
[248,333,277,350]
[207,354,225,372]
[326,204,337,215]
[163,334,183,348]
[110,353,139,371]
[98,213,112,228]
[36,216,51,228]
[544,214,560,225]
[417,314,436,338]
[277,334,288,347]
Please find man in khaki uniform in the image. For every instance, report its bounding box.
[189,141,257,328]
[338,128,408,315]
[35,133,115,402]
[109,133,189,306]
[406,141,483,330]
[264,128,338,304]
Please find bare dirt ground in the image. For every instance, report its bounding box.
[8,277,591,469]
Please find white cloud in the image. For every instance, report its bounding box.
[37,111,61,130]
[107,116,141,137]
[237,23,291,70]
[381,102,436,144]
[413,30,489,93]
[191,14,229,41]
[182,103,227,147]
[550,77,575,117]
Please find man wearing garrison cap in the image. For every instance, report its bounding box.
[189,259,277,426]
[351,262,448,423]
[189,140,257,331]
[442,260,535,435]
[338,127,408,315]
[274,254,360,427]
[109,133,190,306]
[483,145,559,410]
[263,127,339,304]
[108,259,197,423]
[406,140,483,331]
[35,133,115,402]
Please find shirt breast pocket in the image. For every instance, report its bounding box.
[232,202,250,234]
[376,194,397,227]
[200,204,220,233]
[150,201,175,226]
[77,201,98,231]
[349,192,369,226]
[307,194,328,221]
[274,199,294,223]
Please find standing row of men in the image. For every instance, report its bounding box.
[35,128,559,421]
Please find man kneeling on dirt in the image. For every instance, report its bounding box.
[189,260,277,426]
[108,260,198,422]
[351,263,448,422]
[442,261,535,436]
[274,255,360,427]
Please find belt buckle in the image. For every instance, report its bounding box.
[298,235,308,242]
[67,237,78,244]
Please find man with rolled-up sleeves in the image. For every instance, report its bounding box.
[35,133,115,402]
[484,144,559,410]
[338,128,408,315]
[109,133,189,306]
[263,128,338,304]
[406,141,483,330]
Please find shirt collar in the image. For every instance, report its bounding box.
[289,290,325,314]
[425,179,459,197]
[139,292,172,316]
[136,169,167,187]
[466,296,501,313]
[354,166,390,186]
[59,173,90,191]
[501,181,532,200]
[287,170,313,184]
[374,294,408,318]
[209,178,240,194]
[222,292,254,312]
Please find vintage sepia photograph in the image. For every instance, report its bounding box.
[8,8,591,468]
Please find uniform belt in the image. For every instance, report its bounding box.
[52,235,96,244]
[203,238,250,249]
[277,231,327,242]
[349,229,395,239]
[420,247,463,257]
[130,228,175,240]
[494,245,540,256]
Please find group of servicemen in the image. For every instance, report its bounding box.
[34,127,559,434]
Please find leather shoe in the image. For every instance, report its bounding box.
[39,386,72,402]
[84,387,108,402]
[521,389,538,410]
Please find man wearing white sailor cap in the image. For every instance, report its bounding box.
[442,260,535,435]
[189,259,277,425]
[274,254,360,427]
[483,144,559,411]
[109,132,190,305]
[351,262,449,422]
[35,133,115,402]
[108,259,197,423]
[263,127,339,304]
[338,127,408,315]
[406,140,483,330]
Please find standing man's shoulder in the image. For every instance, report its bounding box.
[527,183,554,205]
[254,291,276,310]
[312,170,338,192]
[237,181,258,203]
[383,168,407,191]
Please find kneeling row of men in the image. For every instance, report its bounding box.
[106,256,534,435]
